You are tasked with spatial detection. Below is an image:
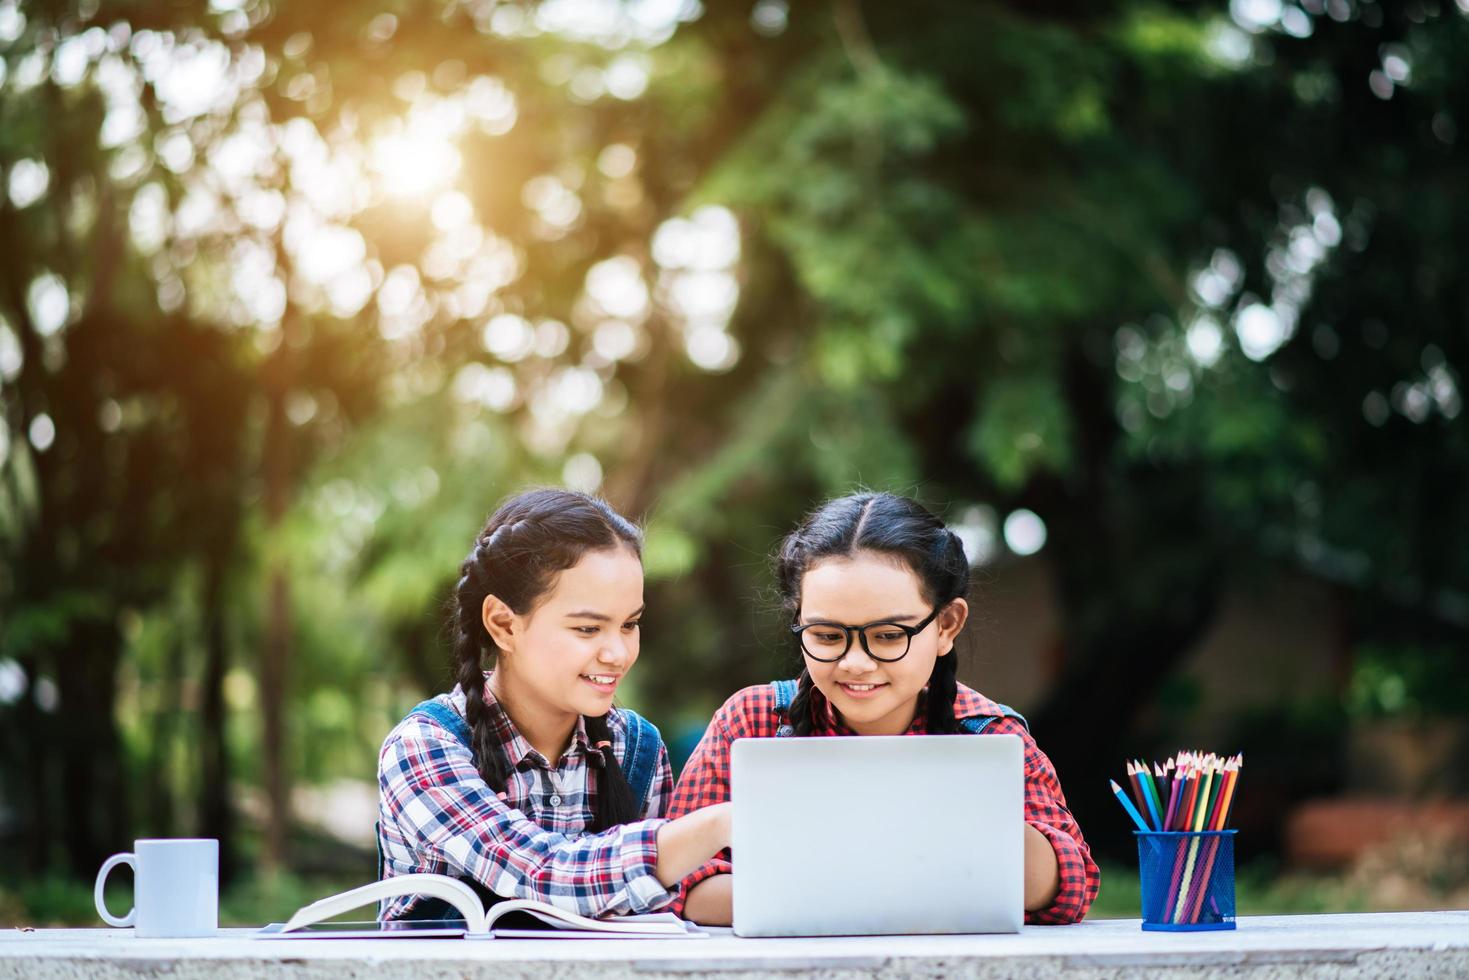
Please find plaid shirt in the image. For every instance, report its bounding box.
[666,681,1101,924]
[377,675,674,920]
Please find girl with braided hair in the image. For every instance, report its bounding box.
[667,492,1100,926]
[377,488,730,921]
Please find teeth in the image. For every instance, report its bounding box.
[584,675,618,684]
[844,683,880,691]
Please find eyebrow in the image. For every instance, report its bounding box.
[565,605,645,622]
[800,612,923,625]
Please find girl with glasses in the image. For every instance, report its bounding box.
[667,492,1100,925]
[376,488,730,921]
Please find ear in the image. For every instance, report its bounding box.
[482,594,520,653]
[935,597,969,657]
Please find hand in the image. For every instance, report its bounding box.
[653,802,732,887]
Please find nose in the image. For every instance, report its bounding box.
[836,641,878,674]
[598,633,630,667]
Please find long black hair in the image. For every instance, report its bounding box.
[775,492,970,736]
[451,487,642,831]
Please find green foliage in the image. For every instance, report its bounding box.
[1346,642,1469,721]
[3,0,1468,882]
[966,375,1073,490]
[0,593,111,658]
[708,58,973,384]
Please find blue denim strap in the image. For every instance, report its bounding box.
[378,698,473,883]
[409,698,473,747]
[616,707,662,815]
[959,702,1030,734]
[410,698,661,814]
[772,679,799,737]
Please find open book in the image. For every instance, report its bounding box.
[257,873,701,939]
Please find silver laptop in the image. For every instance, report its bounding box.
[731,734,1024,937]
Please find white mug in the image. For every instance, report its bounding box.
[94,838,219,938]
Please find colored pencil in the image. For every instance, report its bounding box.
[1216,754,1242,827]
[1116,751,1243,925]
[1169,754,1217,921]
[1144,763,1167,830]
[1135,761,1163,831]
[1169,763,1214,923]
[1203,759,1224,825]
[1160,767,1198,917]
[1109,779,1151,832]
[1162,763,1183,831]
[1186,757,1241,923]
[1169,764,1216,922]
[1175,769,1198,834]
[1176,759,1219,921]
[1125,763,1147,822]
[1152,762,1171,828]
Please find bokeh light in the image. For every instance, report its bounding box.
[1003,509,1048,557]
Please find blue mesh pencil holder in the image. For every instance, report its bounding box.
[1135,830,1237,931]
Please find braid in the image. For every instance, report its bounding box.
[925,650,962,734]
[788,668,824,737]
[485,519,527,555]
[454,555,511,790]
[582,713,638,831]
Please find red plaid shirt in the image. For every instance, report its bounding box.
[666,681,1101,924]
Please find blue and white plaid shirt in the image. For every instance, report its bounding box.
[377,674,673,920]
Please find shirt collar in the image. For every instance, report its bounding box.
[952,682,1009,722]
[474,672,592,770]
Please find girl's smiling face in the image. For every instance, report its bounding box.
[486,545,645,734]
[798,552,968,736]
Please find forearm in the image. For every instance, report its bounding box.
[654,802,731,887]
[681,829,1058,923]
[681,873,732,925]
[1024,823,1061,912]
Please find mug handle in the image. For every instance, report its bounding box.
[94,853,137,927]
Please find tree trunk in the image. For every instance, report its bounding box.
[56,617,129,877]
[1023,338,1223,851]
[257,234,299,872]
[1028,589,1220,853]
[259,563,291,870]
[15,655,52,874]
[199,554,236,885]
[395,622,445,698]
[144,633,183,837]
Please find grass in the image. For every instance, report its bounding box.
[4,860,1397,928]
[1,870,367,928]
[1090,859,1382,919]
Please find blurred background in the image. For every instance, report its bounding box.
[2,0,1467,925]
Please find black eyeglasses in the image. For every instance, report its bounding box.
[790,606,943,663]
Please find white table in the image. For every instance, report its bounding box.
[3,911,1467,979]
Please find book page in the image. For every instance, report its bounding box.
[281,874,488,933]
[484,899,688,934]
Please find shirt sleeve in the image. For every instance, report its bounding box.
[665,690,760,914]
[379,717,674,917]
[640,742,675,819]
[987,717,1101,924]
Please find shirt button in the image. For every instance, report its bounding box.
[549,794,562,807]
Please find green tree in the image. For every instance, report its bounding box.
[4,0,1466,885]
